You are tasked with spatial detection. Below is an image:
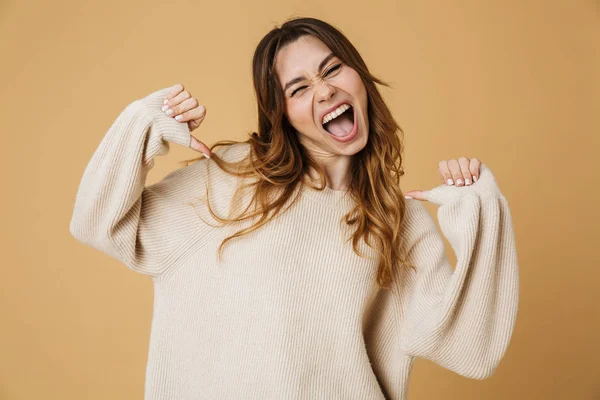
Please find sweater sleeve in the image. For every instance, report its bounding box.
[395,164,519,380]
[69,87,212,277]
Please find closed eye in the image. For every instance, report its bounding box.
[290,64,343,98]
[326,64,342,75]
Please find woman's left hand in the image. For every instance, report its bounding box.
[404,157,483,201]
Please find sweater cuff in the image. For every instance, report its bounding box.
[136,87,192,148]
[425,163,503,205]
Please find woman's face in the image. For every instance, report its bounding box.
[275,35,369,157]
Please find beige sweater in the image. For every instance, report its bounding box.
[69,87,519,400]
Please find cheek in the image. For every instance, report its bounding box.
[349,72,365,96]
[287,102,314,127]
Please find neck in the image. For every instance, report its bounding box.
[306,154,352,192]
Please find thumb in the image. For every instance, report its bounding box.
[190,135,211,158]
[404,190,429,202]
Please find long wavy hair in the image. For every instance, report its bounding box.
[179,16,415,290]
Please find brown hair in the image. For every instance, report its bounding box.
[179,16,415,289]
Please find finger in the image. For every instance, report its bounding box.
[458,157,472,186]
[168,97,198,121]
[438,160,454,186]
[190,135,211,157]
[187,106,207,131]
[163,83,184,104]
[404,190,427,201]
[175,103,206,126]
[470,158,482,182]
[166,90,192,111]
[447,159,464,186]
[188,104,206,123]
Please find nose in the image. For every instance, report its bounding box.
[313,77,336,103]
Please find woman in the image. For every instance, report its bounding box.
[70,16,519,400]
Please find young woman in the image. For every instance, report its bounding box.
[70,16,519,400]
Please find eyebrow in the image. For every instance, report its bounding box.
[283,52,336,93]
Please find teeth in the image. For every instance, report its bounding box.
[322,104,351,125]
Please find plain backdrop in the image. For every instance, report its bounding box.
[0,0,598,399]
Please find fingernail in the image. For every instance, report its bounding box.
[161,105,169,112]
[456,178,463,185]
[163,98,168,105]
[447,179,454,185]
[165,109,173,116]
[175,115,182,121]
[202,152,211,159]
[405,195,413,199]
[465,178,471,185]
[473,175,477,182]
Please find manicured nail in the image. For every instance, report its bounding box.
[447,179,454,185]
[202,152,211,159]
[456,178,463,185]
[405,195,413,199]
[161,105,169,112]
[175,115,183,121]
[163,98,168,105]
[165,109,173,116]
[473,175,477,182]
[465,178,471,185]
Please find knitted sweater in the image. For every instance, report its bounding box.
[69,87,519,400]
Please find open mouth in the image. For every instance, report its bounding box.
[322,105,355,138]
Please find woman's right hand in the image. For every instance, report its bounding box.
[161,83,211,158]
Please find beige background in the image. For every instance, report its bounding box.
[1,0,598,399]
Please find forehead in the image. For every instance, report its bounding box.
[275,35,333,81]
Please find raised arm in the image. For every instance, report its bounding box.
[395,164,519,379]
[69,87,211,277]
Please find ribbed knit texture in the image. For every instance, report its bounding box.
[69,87,519,400]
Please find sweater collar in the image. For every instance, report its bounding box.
[299,183,355,210]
